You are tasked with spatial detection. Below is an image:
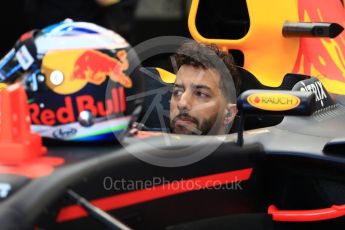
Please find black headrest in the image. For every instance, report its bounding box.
[138,67,172,129]
[238,68,308,93]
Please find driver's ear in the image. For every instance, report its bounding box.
[224,103,238,125]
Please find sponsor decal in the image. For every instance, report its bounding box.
[42,49,132,95]
[299,81,327,107]
[29,87,126,126]
[53,127,77,139]
[72,50,132,88]
[247,93,301,111]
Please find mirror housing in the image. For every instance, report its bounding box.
[236,90,316,146]
[237,90,316,116]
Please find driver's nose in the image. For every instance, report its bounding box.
[177,90,192,111]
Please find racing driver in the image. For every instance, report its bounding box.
[169,41,240,135]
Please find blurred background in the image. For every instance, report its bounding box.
[0,0,192,59]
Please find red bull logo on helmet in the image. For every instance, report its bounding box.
[42,49,133,95]
[72,50,132,88]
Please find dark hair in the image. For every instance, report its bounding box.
[174,41,241,103]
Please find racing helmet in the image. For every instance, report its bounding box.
[0,19,144,141]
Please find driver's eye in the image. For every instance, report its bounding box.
[195,91,209,98]
[173,88,183,97]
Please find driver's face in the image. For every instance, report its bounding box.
[170,65,227,135]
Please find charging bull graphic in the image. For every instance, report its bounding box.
[293,0,345,95]
[72,50,132,88]
[42,49,132,95]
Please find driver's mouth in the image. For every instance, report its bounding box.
[176,117,196,125]
[173,116,201,134]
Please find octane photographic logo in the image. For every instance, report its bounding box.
[106,36,237,167]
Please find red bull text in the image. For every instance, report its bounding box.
[29,87,126,126]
